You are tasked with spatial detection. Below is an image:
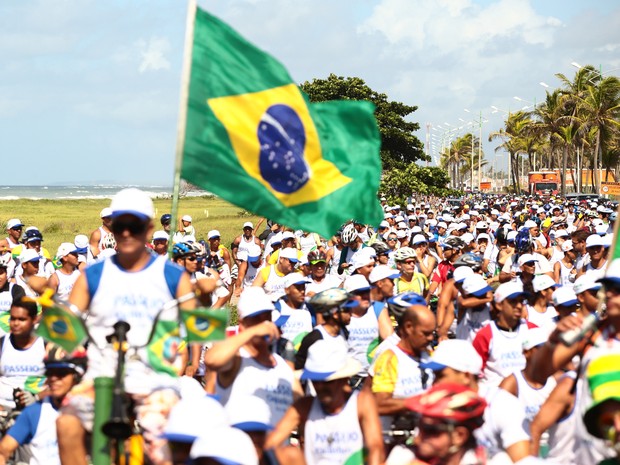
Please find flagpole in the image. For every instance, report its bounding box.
[168,0,197,257]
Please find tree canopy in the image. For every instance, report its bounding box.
[300,74,428,170]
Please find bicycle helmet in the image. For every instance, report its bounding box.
[44,346,88,380]
[405,382,486,429]
[160,214,172,225]
[515,228,532,255]
[341,224,358,244]
[442,236,465,250]
[386,292,427,323]
[452,253,482,272]
[24,229,43,242]
[393,247,416,262]
[370,241,390,255]
[307,250,327,263]
[101,233,116,250]
[172,242,194,259]
[307,288,355,316]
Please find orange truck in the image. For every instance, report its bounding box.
[528,171,559,196]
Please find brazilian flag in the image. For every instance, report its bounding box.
[146,319,183,377]
[180,308,227,343]
[180,7,383,237]
[36,305,88,353]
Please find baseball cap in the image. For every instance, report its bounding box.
[190,428,258,464]
[237,287,274,320]
[411,234,428,245]
[349,251,374,271]
[552,287,579,307]
[281,231,295,241]
[299,339,361,382]
[561,240,573,252]
[279,248,299,263]
[379,221,390,229]
[56,242,78,259]
[283,273,309,288]
[532,274,558,292]
[461,233,474,245]
[586,234,604,248]
[477,233,490,242]
[494,282,527,303]
[453,266,475,284]
[524,220,538,229]
[100,207,113,218]
[518,254,539,266]
[109,188,154,221]
[163,395,228,443]
[574,275,602,295]
[396,230,407,239]
[420,339,483,375]
[243,221,254,229]
[475,221,488,229]
[20,249,41,264]
[555,229,569,239]
[368,265,400,284]
[207,229,221,240]
[507,231,518,242]
[343,275,372,293]
[437,221,448,229]
[181,215,192,222]
[522,327,549,351]
[6,219,23,230]
[461,275,493,297]
[74,234,89,254]
[152,230,169,241]
[226,395,273,432]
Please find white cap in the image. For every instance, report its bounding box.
[226,395,273,432]
[343,275,371,293]
[461,233,474,245]
[532,274,558,292]
[100,207,113,218]
[437,222,448,229]
[396,230,407,239]
[411,234,428,245]
[279,248,299,262]
[561,240,573,252]
[518,254,539,266]
[368,265,400,284]
[190,428,258,464]
[555,229,569,238]
[477,233,490,242]
[6,219,23,230]
[56,242,78,259]
[281,231,295,241]
[596,224,609,236]
[181,215,192,222]
[152,230,169,241]
[109,188,154,221]
[74,234,89,250]
[461,275,493,297]
[207,229,221,240]
[507,231,518,242]
[552,286,579,307]
[573,274,602,295]
[379,221,390,228]
[586,234,604,248]
[283,273,309,288]
[420,339,483,375]
[411,226,422,234]
[522,327,549,351]
[20,249,41,264]
[163,395,228,442]
[453,266,474,284]
[494,281,527,303]
[475,221,488,229]
[524,220,538,229]
[299,339,361,381]
[237,287,274,320]
[243,221,254,229]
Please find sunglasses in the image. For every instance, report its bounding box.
[11,227,22,231]
[418,422,451,436]
[209,236,221,241]
[522,261,536,267]
[111,221,148,236]
[387,238,397,241]
[292,283,307,291]
[185,255,197,262]
[403,259,416,265]
[45,368,74,378]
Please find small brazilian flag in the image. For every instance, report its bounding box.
[180,308,227,343]
[146,319,183,377]
[36,305,88,353]
[179,7,383,238]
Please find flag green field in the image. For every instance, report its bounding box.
[180,8,383,237]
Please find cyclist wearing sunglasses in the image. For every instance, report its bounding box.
[5,220,24,252]
[0,346,86,465]
[58,188,195,465]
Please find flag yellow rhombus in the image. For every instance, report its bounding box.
[208,83,351,207]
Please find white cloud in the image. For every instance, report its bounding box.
[138,37,172,73]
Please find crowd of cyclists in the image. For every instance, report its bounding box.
[1,188,620,465]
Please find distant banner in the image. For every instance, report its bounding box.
[601,182,620,196]
[479,181,492,191]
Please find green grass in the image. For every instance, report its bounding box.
[1,196,262,254]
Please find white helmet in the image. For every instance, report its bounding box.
[393,247,416,262]
[101,233,116,250]
[341,224,358,244]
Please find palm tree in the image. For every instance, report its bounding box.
[489,111,530,192]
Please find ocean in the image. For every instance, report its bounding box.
[0,185,211,200]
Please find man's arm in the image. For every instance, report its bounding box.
[0,435,18,463]
[89,228,101,258]
[529,375,574,456]
[265,397,312,449]
[68,272,91,312]
[358,389,385,465]
[371,351,406,415]
[377,308,394,341]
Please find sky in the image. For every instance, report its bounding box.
[1,0,619,186]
